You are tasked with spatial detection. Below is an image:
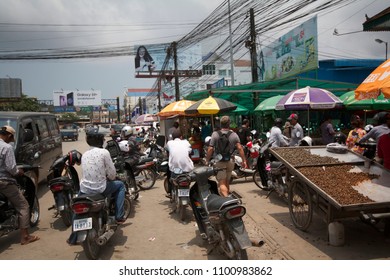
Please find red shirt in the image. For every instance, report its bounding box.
[377,133,390,170]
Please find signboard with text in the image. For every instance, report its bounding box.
[53,90,102,106]
[260,16,318,81]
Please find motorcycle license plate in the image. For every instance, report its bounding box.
[73,217,92,231]
[178,189,189,197]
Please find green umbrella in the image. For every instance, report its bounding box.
[340,90,390,110]
[254,95,284,113]
[230,102,249,115]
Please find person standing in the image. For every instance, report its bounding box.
[346,115,366,154]
[320,115,336,145]
[237,119,251,146]
[0,126,40,245]
[376,113,390,170]
[205,116,247,197]
[269,118,289,147]
[168,121,180,140]
[287,113,304,146]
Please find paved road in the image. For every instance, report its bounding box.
[1,132,389,260]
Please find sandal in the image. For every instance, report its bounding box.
[21,235,40,245]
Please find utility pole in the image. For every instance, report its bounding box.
[116,96,120,122]
[172,41,180,101]
[248,8,259,107]
[228,0,235,86]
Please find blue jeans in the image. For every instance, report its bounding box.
[103,180,126,220]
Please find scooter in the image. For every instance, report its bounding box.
[47,150,81,227]
[69,141,132,260]
[168,169,191,222]
[0,165,40,238]
[231,139,261,182]
[188,164,252,260]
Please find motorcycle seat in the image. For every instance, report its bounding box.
[206,193,240,212]
[270,161,283,169]
[49,176,74,189]
[73,193,106,202]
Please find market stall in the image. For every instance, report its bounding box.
[269,146,390,244]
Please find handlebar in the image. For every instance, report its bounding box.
[16,164,40,171]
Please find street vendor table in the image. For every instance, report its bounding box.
[269,146,390,243]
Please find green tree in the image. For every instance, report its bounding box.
[2,94,41,111]
[60,112,79,123]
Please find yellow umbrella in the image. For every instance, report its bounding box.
[157,100,197,117]
[355,58,390,100]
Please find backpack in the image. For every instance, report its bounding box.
[216,130,233,161]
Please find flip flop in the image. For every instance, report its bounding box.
[21,235,40,245]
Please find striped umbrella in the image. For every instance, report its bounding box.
[184,96,237,115]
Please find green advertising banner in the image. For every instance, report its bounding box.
[260,16,318,81]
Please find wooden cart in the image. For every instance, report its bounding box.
[269,146,390,240]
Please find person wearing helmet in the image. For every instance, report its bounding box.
[120,125,141,166]
[269,118,289,148]
[358,111,390,143]
[80,130,126,224]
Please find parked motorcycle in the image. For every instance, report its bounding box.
[231,138,261,182]
[0,165,40,238]
[168,170,191,221]
[69,140,132,260]
[47,150,81,227]
[188,164,252,260]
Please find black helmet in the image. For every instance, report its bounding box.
[274,118,283,127]
[373,112,388,125]
[86,129,105,148]
[68,150,82,166]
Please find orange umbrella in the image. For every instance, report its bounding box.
[355,59,390,100]
[157,100,197,117]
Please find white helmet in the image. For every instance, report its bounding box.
[118,140,130,152]
[121,125,133,138]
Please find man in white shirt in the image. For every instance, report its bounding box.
[269,118,289,147]
[287,113,304,146]
[80,131,126,224]
[165,130,194,197]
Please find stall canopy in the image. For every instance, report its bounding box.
[185,77,358,112]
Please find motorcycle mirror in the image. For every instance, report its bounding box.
[266,132,271,139]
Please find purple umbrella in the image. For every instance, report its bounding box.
[275,86,343,110]
[275,86,343,136]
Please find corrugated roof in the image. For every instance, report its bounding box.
[363,6,390,31]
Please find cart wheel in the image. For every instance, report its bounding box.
[288,180,312,231]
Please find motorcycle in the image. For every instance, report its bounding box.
[47,150,81,227]
[168,169,191,222]
[231,138,261,182]
[142,135,169,179]
[116,137,158,191]
[0,165,40,238]
[69,140,132,260]
[188,164,252,260]
[253,136,312,200]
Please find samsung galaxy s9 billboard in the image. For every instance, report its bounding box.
[53,90,102,106]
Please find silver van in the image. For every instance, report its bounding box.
[0,112,63,184]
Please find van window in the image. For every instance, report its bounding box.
[47,117,60,136]
[35,118,49,140]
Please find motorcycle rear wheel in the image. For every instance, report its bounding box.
[123,197,132,219]
[228,232,248,260]
[60,209,72,227]
[252,170,271,191]
[82,217,101,260]
[137,168,156,190]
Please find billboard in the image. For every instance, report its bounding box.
[53,90,102,106]
[134,43,202,73]
[260,16,318,81]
